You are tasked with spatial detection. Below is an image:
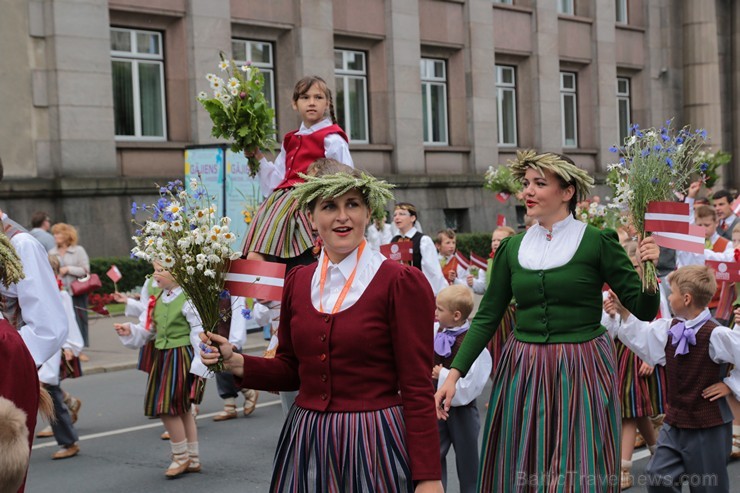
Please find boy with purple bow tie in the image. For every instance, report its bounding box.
[608,265,740,492]
[431,285,491,493]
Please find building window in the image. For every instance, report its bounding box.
[111,27,166,140]
[558,0,574,15]
[420,58,448,145]
[495,65,518,146]
[232,39,275,110]
[493,0,513,4]
[617,77,631,146]
[615,0,628,23]
[560,71,578,147]
[334,50,369,143]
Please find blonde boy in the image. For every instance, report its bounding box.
[432,285,491,493]
[436,229,468,287]
[610,265,740,492]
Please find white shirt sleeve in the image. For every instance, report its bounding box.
[182,300,210,378]
[60,291,84,354]
[472,268,487,294]
[228,296,248,351]
[11,234,68,365]
[420,235,448,295]
[601,311,621,340]
[615,315,671,366]
[704,240,735,262]
[257,142,287,197]
[453,263,469,287]
[124,281,150,318]
[324,133,354,168]
[437,348,492,406]
[709,326,740,400]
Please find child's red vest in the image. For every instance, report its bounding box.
[275,124,348,190]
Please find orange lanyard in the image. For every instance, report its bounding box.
[319,240,366,314]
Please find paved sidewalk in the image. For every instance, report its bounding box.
[81,314,269,375]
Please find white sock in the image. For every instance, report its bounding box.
[187,442,200,466]
[223,397,236,407]
[648,444,657,455]
[169,439,188,465]
[621,459,632,470]
[733,424,740,435]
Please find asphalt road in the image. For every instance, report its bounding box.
[26,368,740,493]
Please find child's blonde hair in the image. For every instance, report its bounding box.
[494,226,516,237]
[694,204,717,221]
[667,265,717,308]
[732,222,740,235]
[437,285,474,321]
[436,229,456,243]
[48,254,60,277]
[293,76,336,124]
[0,397,30,493]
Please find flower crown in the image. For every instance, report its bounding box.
[509,149,594,201]
[0,233,24,286]
[291,171,395,219]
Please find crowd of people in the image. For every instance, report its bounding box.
[1,74,740,493]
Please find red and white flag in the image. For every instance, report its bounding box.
[652,224,705,254]
[495,192,510,203]
[454,251,470,270]
[644,202,690,234]
[731,196,740,216]
[496,214,507,227]
[470,252,488,271]
[224,259,286,301]
[106,265,122,283]
[706,261,740,283]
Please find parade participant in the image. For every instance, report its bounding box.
[602,241,667,489]
[365,213,392,252]
[432,285,491,493]
[610,265,740,492]
[391,202,447,295]
[201,160,443,492]
[712,189,740,241]
[114,262,210,478]
[468,226,516,294]
[242,76,353,268]
[436,150,661,492]
[436,229,468,287]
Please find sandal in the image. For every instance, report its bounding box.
[620,460,633,490]
[212,404,237,422]
[242,389,258,416]
[731,434,740,460]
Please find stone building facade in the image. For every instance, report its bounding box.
[0,0,738,256]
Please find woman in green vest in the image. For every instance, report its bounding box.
[114,262,208,478]
[436,151,661,492]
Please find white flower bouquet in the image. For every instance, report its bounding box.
[608,120,708,291]
[197,53,276,177]
[130,179,241,370]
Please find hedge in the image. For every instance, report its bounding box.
[89,257,153,294]
[455,232,492,259]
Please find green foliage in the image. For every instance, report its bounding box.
[89,257,153,294]
[483,165,523,196]
[455,233,493,258]
[693,149,732,188]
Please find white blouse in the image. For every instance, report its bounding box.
[518,214,587,270]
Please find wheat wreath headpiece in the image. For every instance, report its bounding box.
[509,149,595,201]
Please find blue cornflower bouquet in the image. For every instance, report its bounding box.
[130,179,241,370]
[608,120,708,291]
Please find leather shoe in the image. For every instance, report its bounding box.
[213,404,237,422]
[36,425,53,438]
[242,389,259,416]
[160,431,170,440]
[165,458,190,478]
[52,444,79,460]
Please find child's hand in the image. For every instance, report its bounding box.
[733,306,740,322]
[466,275,474,287]
[607,290,630,319]
[112,292,128,304]
[638,361,654,377]
[687,180,702,199]
[702,382,732,401]
[63,348,74,361]
[603,297,617,317]
[431,364,443,380]
[113,323,131,337]
[447,270,457,282]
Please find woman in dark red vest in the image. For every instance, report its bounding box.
[242,76,353,271]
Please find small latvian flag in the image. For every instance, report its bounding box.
[454,251,470,271]
[644,201,690,234]
[470,252,488,272]
[706,261,740,283]
[224,259,286,301]
[495,192,510,203]
[732,196,740,216]
[652,224,705,254]
[496,214,507,227]
[106,265,122,283]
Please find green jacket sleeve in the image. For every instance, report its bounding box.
[599,228,660,321]
[451,236,515,376]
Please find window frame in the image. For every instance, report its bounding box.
[111,27,167,141]
[231,39,276,112]
[616,77,631,146]
[560,71,578,148]
[493,0,514,4]
[495,64,518,147]
[558,0,575,15]
[420,57,449,146]
[334,49,370,144]
[615,0,628,24]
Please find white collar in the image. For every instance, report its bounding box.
[320,242,372,280]
[297,118,333,134]
[679,308,712,329]
[400,227,418,238]
[532,214,576,237]
[723,214,737,224]
[441,320,470,332]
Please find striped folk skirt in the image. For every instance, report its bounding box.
[486,304,516,378]
[144,345,206,417]
[615,340,666,419]
[270,405,413,492]
[480,333,620,492]
[242,187,314,259]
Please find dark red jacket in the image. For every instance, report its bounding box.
[237,260,441,481]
